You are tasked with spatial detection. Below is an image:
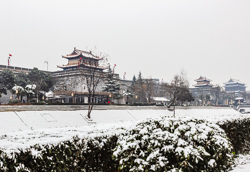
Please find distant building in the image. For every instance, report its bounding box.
[224,78,246,93]
[190,76,213,99]
[193,76,213,88]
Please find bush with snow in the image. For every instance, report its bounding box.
[218,117,250,154]
[113,117,234,171]
[0,116,236,171]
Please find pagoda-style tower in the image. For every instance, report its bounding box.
[57,47,104,70]
[224,79,246,93]
[193,76,213,88]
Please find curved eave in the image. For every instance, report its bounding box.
[193,84,213,87]
[62,55,80,59]
[57,64,104,70]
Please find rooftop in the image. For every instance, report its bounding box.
[195,76,211,82]
[62,47,103,60]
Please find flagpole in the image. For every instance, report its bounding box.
[8,54,12,66]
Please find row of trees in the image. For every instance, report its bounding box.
[130,71,194,105]
[0,68,53,102]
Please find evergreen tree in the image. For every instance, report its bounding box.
[103,65,122,102]
[27,68,53,102]
[15,72,29,88]
[132,75,136,85]
[0,69,15,96]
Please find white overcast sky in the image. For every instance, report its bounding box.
[1,0,250,89]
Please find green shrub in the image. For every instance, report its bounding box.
[29,98,37,103]
[8,99,19,104]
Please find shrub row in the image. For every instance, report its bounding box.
[0,116,236,171]
[218,117,250,154]
[0,136,119,171]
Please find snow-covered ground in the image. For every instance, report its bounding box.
[0,108,250,171]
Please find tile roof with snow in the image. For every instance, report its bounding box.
[224,78,245,85]
[62,47,103,60]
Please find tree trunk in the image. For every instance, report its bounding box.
[36,91,39,103]
[87,94,94,119]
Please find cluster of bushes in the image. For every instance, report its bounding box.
[0,116,237,171]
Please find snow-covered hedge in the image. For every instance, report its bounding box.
[0,136,119,171]
[0,116,235,171]
[218,117,250,154]
[114,117,234,171]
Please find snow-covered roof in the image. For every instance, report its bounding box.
[193,83,213,87]
[25,84,36,90]
[46,91,54,98]
[152,97,169,102]
[12,85,24,91]
[62,47,103,60]
[224,78,245,85]
[194,76,211,82]
[57,63,104,70]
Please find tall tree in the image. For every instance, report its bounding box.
[27,68,53,102]
[211,85,222,105]
[167,72,193,116]
[135,71,146,102]
[144,78,155,102]
[79,51,108,119]
[15,72,29,88]
[102,64,122,103]
[0,69,15,97]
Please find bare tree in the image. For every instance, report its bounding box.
[144,78,154,103]
[78,51,108,119]
[81,68,103,118]
[167,71,193,116]
[211,85,222,105]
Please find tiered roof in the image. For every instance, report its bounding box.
[194,76,211,82]
[62,48,103,60]
[58,47,104,70]
[193,76,213,87]
[224,78,244,85]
